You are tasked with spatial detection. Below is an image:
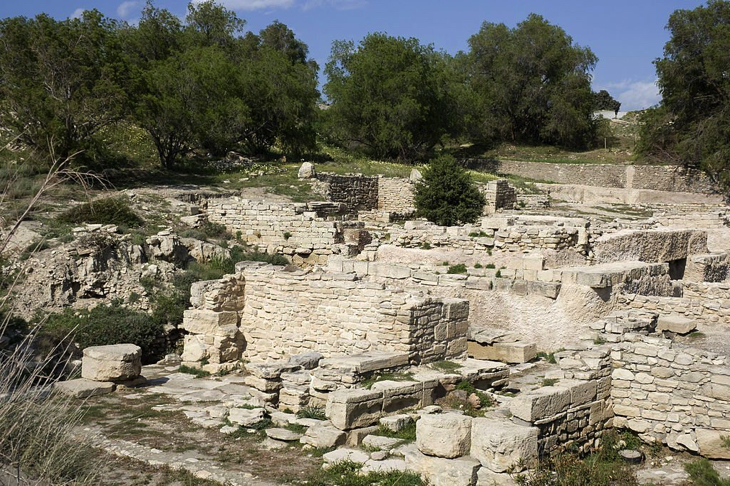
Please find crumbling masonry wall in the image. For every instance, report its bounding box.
[610,335,730,458]
[239,264,467,363]
[206,198,344,262]
[181,263,469,365]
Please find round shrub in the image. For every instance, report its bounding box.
[58,197,144,228]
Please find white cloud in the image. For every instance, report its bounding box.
[193,0,295,11]
[597,79,661,111]
[70,8,86,19]
[302,0,366,11]
[117,1,142,19]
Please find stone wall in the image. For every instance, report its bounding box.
[231,263,468,364]
[377,177,415,215]
[591,228,708,264]
[617,292,729,326]
[206,198,348,264]
[609,335,730,457]
[459,159,718,194]
[313,173,379,211]
[385,220,586,254]
[480,180,517,215]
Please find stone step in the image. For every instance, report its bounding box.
[656,315,697,335]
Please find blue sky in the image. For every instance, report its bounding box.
[0,0,711,110]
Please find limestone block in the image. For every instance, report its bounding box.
[371,380,422,413]
[288,351,322,370]
[470,418,538,473]
[561,380,598,406]
[181,309,239,335]
[467,341,537,364]
[509,386,571,422]
[402,444,480,486]
[82,344,141,382]
[380,414,413,433]
[211,326,244,363]
[228,407,266,427]
[476,467,518,486]
[360,458,409,474]
[300,423,346,448]
[323,448,369,465]
[247,363,285,379]
[656,315,696,335]
[325,389,384,430]
[244,375,282,392]
[181,334,209,363]
[696,429,730,459]
[346,426,380,446]
[362,435,402,451]
[54,378,115,398]
[416,413,472,459]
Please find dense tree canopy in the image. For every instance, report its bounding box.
[0,1,319,168]
[414,155,485,226]
[638,0,730,186]
[465,14,598,149]
[0,11,127,158]
[593,90,621,113]
[323,33,456,161]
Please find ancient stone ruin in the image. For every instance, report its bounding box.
[45,162,730,484]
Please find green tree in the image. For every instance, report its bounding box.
[466,14,598,149]
[324,33,455,161]
[638,0,730,187]
[0,11,127,159]
[593,89,621,113]
[414,155,485,226]
[134,45,250,167]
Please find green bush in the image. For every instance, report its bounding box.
[684,459,730,486]
[447,263,467,274]
[40,302,164,363]
[414,155,486,226]
[58,198,143,228]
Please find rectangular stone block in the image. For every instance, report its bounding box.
[325,389,384,430]
[181,309,239,335]
[510,386,571,422]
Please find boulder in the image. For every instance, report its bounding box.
[470,418,538,473]
[266,428,302,442]
[300,423,346,448]
[298,162,316,179]
[380,414,413,433]
[416,413,472,459]
[82,344,141,382]
[696,429,730,459]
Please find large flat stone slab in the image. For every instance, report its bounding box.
[656,315,696,335]
[318,351,410,374]
[54,378,115,398]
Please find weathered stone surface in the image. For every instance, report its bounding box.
[696,429,730,459]
[476,467,518,486]
[619,450,643,464]
[403,444,480,486]
[288,352,322,370]
[181,309,238,335]
[247,363,284,380]
[360,458,409,474]
[362,435,402,451]
[380,414,412,433]
[509,386,571,422]
[82,344,142,382]
[467,341,537,364]
[300,423,347,448]
[266,428,302,441]
[298,162,316,179]
[325,388,383,430]
[470,418,538,473]
[228,407,266,427]
[323,448,369,465]
[416,413,472,459]
[54,378,114,398]
[656,315,696,335]
[243,375,282,392]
